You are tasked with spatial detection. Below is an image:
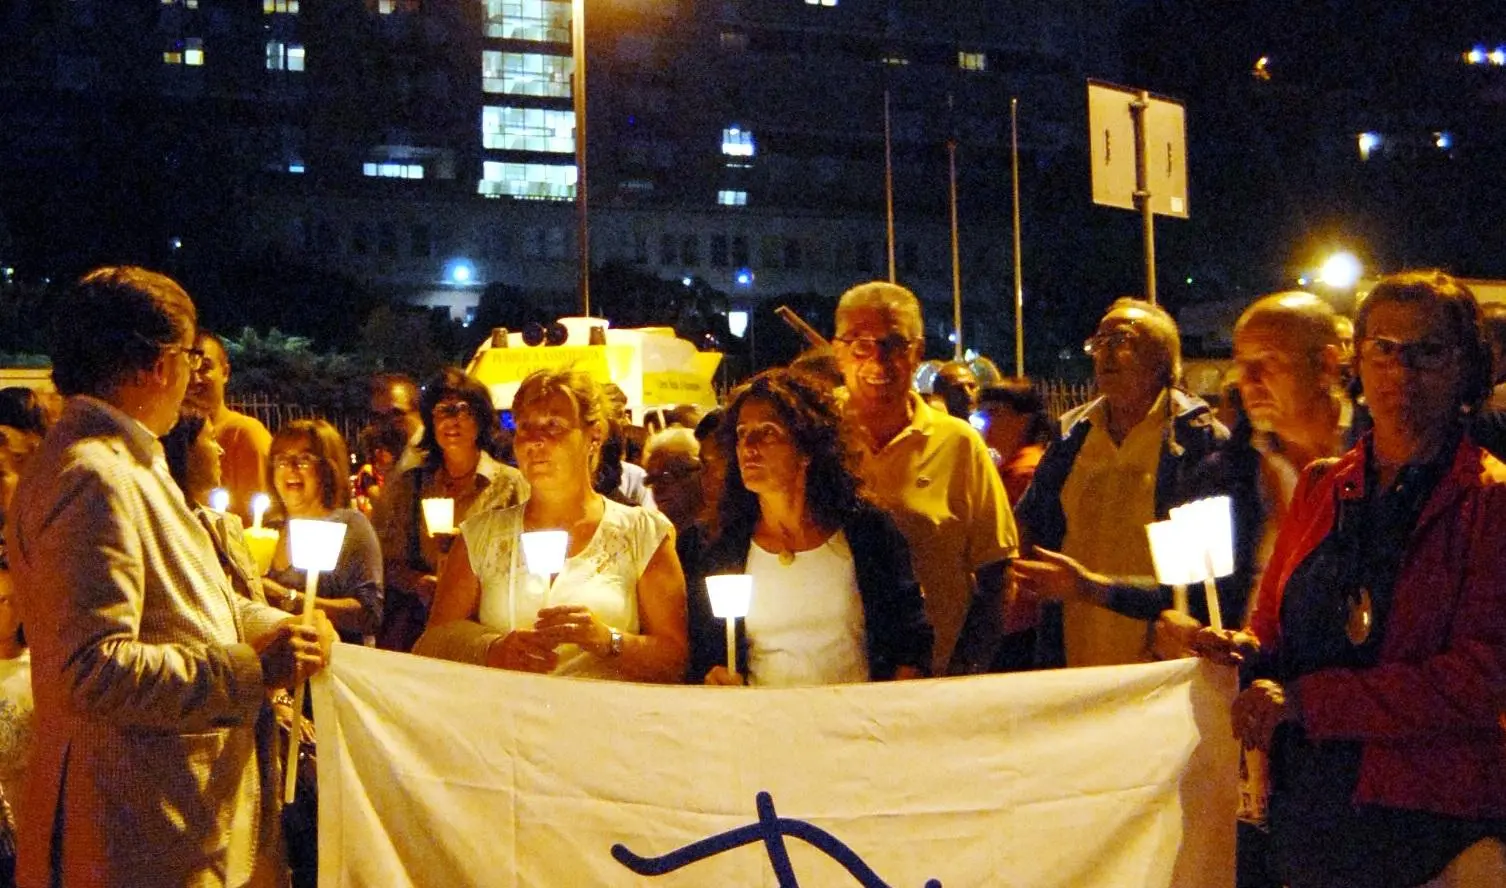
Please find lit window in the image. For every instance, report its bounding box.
[881,53,909,66]
[288,164,305,173]
[1357,132,1382,161]
[478,161,577,200]
[266,41,305,72]
[163,37,204,66]
[263,0,299,12]
[481,106,575,153]
[1435,131,1454,150]
[717,190,747,206]
[804,0,838,5]
[1465,46,1486,65]
[363,162,425,179]
[1492,47,1506,66]
[163,0,201,8]
[481,51,573,98]
[721,127,754,157]
[482,0,570,43]
[376,0,419,12]
[959,51,986,71]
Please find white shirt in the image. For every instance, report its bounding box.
[744,531,869,687]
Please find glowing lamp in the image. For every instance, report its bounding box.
[521,530,570,578]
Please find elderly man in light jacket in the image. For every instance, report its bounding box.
[9,267,334,887]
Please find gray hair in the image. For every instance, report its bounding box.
[642,426,699,462]
[1103,297,1181,388]
[835,281,923,340]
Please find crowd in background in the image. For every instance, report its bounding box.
[0,267,1503,887]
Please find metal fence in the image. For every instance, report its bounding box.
[1035,380,1097,423]
[227,394,365,450]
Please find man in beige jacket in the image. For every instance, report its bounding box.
[9,267,333,887]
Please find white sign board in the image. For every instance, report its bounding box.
[1088,80,1190,218]
[313,646,1238,887]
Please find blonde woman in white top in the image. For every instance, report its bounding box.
[416,369,688,683]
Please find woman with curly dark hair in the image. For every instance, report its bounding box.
[688,368,933,686]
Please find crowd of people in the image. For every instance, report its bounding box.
[0,265,1502,887]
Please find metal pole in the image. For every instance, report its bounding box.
[1010,97,1024,377]
[1131,90,1156,305]
[572,0,590,316]
[948,137,963,361]
[884,88,897,283]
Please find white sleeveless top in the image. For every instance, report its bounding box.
[463,498,671,680]
[744,531,870,687]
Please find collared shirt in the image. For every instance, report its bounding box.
[851,393,1017,675]
[1058,392,1167,667]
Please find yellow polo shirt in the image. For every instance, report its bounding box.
[1058,393,1166,667]
[853,394,1018,675]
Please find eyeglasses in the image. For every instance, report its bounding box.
[833,334,917,361]
[515,417,578,440]
[166,345,207,371]
[1359,336,1457,371]
[1083,330,1139,357]
[645,461,702,486]
[272,453,320,471]
[735,422,792,448]
[433,402,476,422]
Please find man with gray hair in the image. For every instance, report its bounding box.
[1011,298,1227,668]
[832,281,1017,676]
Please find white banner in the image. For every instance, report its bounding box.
[312,646,1237,887]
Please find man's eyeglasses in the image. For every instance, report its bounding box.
[434,402,476,421]
[1359,336,1457,371]
[166,345,207,372]
[272,453,320,471]
[833,335,917,361]
[1083,330,1138,357]
[645,461,702,487]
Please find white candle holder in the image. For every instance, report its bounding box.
[283,518,348,804]
[1144,496,1236,632]
[705,574,753,676]
[421,497,456,537]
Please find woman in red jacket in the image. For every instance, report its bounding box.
[1199,271,1506,887]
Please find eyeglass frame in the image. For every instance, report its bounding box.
[433,402,478,422]
[164,345,208,372]
[1357,335,1459,372]
[271,452,321,472]
[833,334,920,361]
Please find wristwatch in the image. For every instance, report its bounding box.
[607,627,624,658]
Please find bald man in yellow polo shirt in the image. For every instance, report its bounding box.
[832,282,1018,677]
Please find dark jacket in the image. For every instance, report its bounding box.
[686,503,934,682]
[1013,389,1228,665]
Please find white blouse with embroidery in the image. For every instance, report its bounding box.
[463,498,670,680]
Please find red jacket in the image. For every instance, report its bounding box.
[1250,437,1506,819]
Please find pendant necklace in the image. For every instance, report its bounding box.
[1346,587,1373,646]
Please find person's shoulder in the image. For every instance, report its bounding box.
[219,409,272,442]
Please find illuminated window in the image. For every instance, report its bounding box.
[959,51,986,71]
[482,51,573,98]
[804,0,838,6]
[717,190,747,206]
[478,161,577,200]
[263,0,299,12]
[481,106,575,153]
[482,0,570,43]
[881,53,909,66]
[266,41,305,71]
[376,0,419,12]
[363,162,425,179]
[1357,132,1382,161]
[721,127,754,157]
[163,37,204,66]
[163,0,201,8]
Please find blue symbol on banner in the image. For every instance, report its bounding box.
[610,791,942,888]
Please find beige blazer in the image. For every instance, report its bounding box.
[10,397,288,887]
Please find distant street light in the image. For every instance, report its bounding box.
[1317,252,1362,289]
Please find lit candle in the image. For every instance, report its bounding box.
[208,488,230,513]
[283,517,348,805]
[705,574,753,677]
[251,492,271,531]
[421,497,456,536]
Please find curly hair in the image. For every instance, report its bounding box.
[416,367,501,469]
[713,367,863,541]
[268,418,351,514]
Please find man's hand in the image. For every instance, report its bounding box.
[1010,547,1107,605]
[254,611,335,690]
[1191,626,1261,667]
[1232,679,1298,751]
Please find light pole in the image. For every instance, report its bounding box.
[572,0,590,316]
